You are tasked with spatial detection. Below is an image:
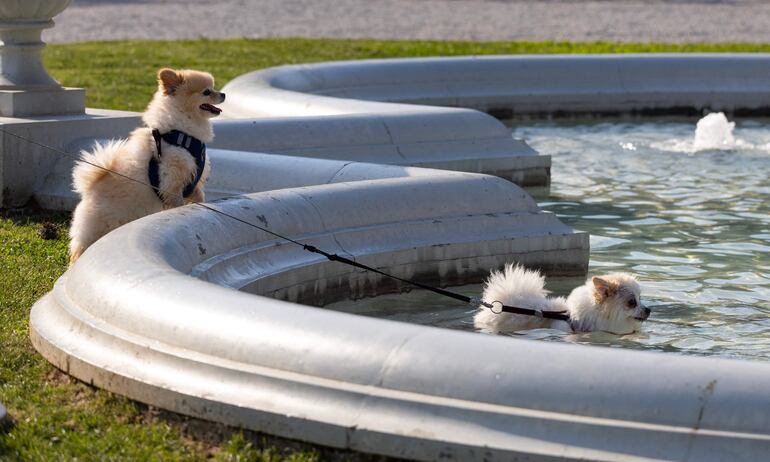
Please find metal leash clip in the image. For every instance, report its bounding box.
[470,297,504,314]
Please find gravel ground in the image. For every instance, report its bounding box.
[47,0,770,44]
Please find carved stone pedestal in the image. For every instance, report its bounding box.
[0,0,85,117]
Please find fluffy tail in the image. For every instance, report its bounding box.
[72,140,127,195]
[482,263,548,307]
[474,264,551,333]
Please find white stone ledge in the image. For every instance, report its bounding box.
[216,57,555,187]
[210,111,546,187]
[222,55,770,117]
[0,108,141,208]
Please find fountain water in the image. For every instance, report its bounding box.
[693,112,736,150]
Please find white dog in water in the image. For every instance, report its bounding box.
[474,264,650,335]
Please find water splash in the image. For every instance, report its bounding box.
[693,112,736,150]
[650,112,755,153]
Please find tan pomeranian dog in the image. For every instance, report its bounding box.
[474,264,650,335]
[68,68,225,265]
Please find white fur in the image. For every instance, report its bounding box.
[68,68,222,265]
[474,264,647,335]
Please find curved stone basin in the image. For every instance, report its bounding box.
[31,55,770,460]
[30,169,770,461]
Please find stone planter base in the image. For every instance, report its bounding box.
[0,87,85,117]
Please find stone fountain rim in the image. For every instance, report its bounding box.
[30,54,770,461]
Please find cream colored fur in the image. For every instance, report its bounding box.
[474,264,649,335]
[68,68,223,265]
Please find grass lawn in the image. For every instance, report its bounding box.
[1,38,767,461]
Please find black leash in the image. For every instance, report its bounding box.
[302,244,571,321]
[0,126,570,322]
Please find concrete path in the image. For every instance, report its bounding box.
[48,0,770,44]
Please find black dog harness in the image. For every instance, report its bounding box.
[149,129,206,199]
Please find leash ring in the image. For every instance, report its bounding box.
[490,300,503,314]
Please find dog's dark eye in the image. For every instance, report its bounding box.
[628,298,637,308]
[202,89,211,96]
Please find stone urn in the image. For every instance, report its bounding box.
[0,0,84,116]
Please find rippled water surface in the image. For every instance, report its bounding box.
[329,118,770,360]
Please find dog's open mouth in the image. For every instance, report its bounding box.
[200,103,222,115]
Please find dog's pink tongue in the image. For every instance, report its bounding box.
[201,103,222,114]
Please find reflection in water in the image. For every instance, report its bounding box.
[328,118,770,361]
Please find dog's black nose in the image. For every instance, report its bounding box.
[643,307,651,317]
[220,92,226,102]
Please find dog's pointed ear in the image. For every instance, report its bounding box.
[592,276,616,302]
[158,68,184,95]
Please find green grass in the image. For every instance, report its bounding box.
[2,37,768,461]
[0,208,328,461]
[43,38,770,111]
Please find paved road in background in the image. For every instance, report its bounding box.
[48,0,770,43]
